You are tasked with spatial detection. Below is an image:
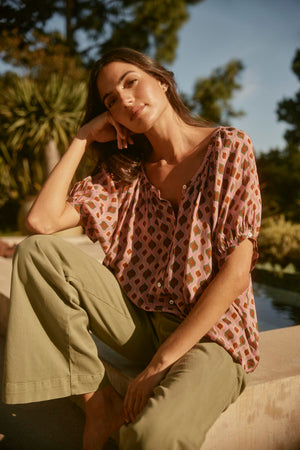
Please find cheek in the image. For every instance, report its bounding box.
[140,83,162,104]
[110,109,135,131]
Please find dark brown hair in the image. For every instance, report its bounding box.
[83,47,209,182]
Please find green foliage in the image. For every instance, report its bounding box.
[277,49,300,148]
[0,141,44,205]
[186,59,245,124]
[258,216,300,271]
[0,74,86,203]
[100,0,203,64]
[0,29,87,81]
[256,147,300,222]
[0,0,204,68]
[257,48,300,222]
[1,74,86,154]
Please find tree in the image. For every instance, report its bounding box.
[257,145,300,222]
[0,75,86,203]
[185,59,245,124]
[0,29,86,81]
[0,0,204,72]
[257,48,300,222]
[277,49,300,149]
[257,148,300,220]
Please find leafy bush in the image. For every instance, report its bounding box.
[258,215,300,271]
[0,74,86,205]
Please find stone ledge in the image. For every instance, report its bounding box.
[91,325,300,450]
[202,374,300,450]
[200,324,300,449]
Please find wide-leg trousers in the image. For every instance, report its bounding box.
[2,235,246,449]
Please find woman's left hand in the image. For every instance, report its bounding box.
[123,365,168,423]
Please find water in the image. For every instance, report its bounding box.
[253,282,300,331]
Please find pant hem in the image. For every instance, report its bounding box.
[2,372,104,405]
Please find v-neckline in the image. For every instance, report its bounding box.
[141,126,221,207]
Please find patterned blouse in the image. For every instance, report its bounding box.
[68,127,262,373]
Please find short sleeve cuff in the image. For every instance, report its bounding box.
[215,229,259,271]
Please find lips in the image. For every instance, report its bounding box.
[130,105,145,121]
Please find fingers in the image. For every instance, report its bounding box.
[123,386,134,423]
[123,393,130,423]
[133,394,147,421]
[123,385,149,424]
[123,387,138,423]
[117,126,132,150]
[107,113,133,150]
[128,133,134,146]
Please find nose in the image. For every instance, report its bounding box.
[118,88,134,108]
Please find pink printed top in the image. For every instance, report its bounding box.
[68,127,262,373]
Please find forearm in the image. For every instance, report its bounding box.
[149,240,252,372]
[26,111,130,234]
[27,136,87,233]
[123,250,251,423]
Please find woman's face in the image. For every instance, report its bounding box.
[96,61,170,133]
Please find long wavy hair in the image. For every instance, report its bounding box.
[83,47,209,182]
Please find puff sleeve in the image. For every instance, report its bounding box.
[212,129,262,270]
[67,171,119,251]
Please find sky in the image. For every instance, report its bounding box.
[167,0,300,153]
[1,0,299,154]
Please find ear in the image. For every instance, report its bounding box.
[159,81,168,93]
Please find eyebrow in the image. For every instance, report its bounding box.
[102,71,136,104]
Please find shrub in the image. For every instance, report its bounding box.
[258,215,300,271]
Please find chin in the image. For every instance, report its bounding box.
[128,121,154,135]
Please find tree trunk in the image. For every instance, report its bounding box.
[65,0,75,52]
[44,137,61,177]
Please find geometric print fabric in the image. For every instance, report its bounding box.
[68,127,262,373]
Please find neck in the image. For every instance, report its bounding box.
[144,108,206,164]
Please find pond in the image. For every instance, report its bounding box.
[253,282,300,331]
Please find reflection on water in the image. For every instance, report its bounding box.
[253,282,300,331]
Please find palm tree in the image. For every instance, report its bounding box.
[0,74,86,232]
[0,74,86,196]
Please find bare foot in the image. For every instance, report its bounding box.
[82,384,125,450]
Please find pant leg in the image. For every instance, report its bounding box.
[2,235,158,405]
[120,331,246,450]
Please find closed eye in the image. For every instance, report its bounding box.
[125,78,137,87]
[107,97,116,108]
[106,78,138,108]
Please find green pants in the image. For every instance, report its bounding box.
[2,235,246,449]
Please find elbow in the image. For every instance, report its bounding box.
[26,212,55,235]
[235,269,251,295]
[223,260,251,297]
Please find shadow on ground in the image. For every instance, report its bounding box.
[0,338,118,450]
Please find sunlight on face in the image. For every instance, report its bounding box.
[97,62,169,133]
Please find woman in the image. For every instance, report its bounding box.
[3,48,261,450]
